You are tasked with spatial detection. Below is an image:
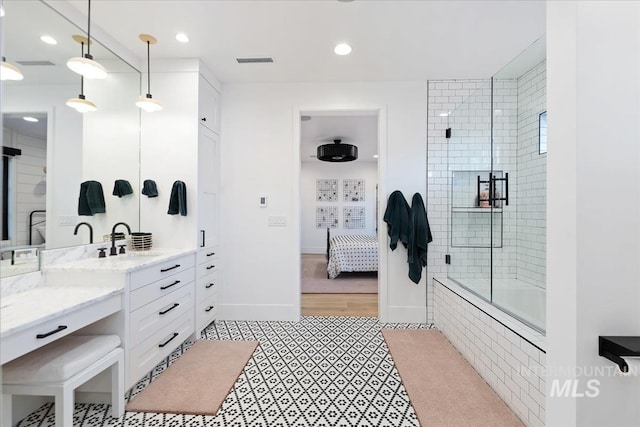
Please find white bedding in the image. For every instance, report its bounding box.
[327,235,378,279]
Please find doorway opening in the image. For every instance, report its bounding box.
[297,110,381,317]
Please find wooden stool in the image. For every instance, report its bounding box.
[2,335,124,427]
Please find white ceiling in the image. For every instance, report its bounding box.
[61,0,546,84]
[300,114,378,163]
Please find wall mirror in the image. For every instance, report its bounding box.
[1,0,141,278]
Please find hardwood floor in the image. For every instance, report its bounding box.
[301,293,378,317]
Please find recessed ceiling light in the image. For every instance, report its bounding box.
[176,33,189,43]
[373,154,379,159]
[40,35,58,45]
[334,43,352,56]
[23,116,39,123]
[0,6,5,17]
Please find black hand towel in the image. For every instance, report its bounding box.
[383,190,410,250]
[112,180,133,197]
[167,180,187,216]
[141,179,158,197]
[78,180,106,216]
[408,193,433,284]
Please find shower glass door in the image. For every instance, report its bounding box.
[446,35,547,332]
[446,79,494,301]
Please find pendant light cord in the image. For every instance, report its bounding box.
[86,0,92,57]
[146,41,151,95]
[80,42,85,95]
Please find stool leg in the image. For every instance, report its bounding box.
[110,353,124,418]
[55,386,74,427]
[2,393,12,427]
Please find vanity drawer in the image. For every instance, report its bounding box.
[197,247,218,265]
[129,254,195,291]
[197,271,219,296]
[128,311,194,387]
[130,268,194,311]
[130,283,194,344]
[196,291,218,333]
[1,293,122,364]
[197,259,218,278]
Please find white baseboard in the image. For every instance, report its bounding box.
[219,304,299,322]
[301,247,325,254]
[385,305,427,324]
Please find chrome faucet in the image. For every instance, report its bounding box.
[73,222,94,244]
[110,222,131,256]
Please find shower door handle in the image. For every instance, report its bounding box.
[490,173,509,207]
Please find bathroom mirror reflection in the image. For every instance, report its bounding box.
[1,0,141,278]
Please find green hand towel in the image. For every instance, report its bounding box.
[167,180,187,216]
[112,180,133,197]
[78,181,106,216]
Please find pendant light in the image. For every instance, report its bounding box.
[317,139,358,162]
[66,0,107,79]
[136,34,162,112]
[66,36,97,113]
[1,57,24,81]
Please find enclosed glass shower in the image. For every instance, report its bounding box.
[446,36,546,332]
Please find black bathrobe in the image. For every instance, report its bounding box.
[383,190,410,250]
[408,193,432,284]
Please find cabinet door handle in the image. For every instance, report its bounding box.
[160,264,180,273]
[207,252,215,257]
[206,282,215,289]
[159,303,180,315]
[158,332,179,348]
[206,265,215,270]
[205,305,214,312]
[36,325,67,339]
[160,280,181,290]
[201,117,207,122]
[201,230,205,248]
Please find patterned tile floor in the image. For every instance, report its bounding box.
[16,317,434,427]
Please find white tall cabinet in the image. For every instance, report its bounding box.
[140,59,221,335]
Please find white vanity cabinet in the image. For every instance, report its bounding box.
[140,60,222,333]
[195,248,219,333]
[126,253,195,387]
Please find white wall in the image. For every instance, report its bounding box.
[83,72,141,242]
[546,1,640,426]
[220,82,427,323]
[301,160,378,253]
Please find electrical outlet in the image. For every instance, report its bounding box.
[58,215,77,226]
[267,215,287,226]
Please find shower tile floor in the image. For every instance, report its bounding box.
[16,316,434,427]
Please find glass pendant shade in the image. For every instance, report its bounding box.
[67,0,107,79]
[66,94,97,113]
[1,57,24,81]
[66,55,107,79]
[136,34,162,112]
[136,94,162,112]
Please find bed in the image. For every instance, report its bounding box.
[326,227,378,279]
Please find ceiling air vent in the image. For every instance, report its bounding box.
[16,60,55,66]
[236,57,274,64]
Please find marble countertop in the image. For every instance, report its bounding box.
[0,286,123,338]
[42,248,195,273]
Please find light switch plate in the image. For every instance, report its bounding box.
[259,194,268,207]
